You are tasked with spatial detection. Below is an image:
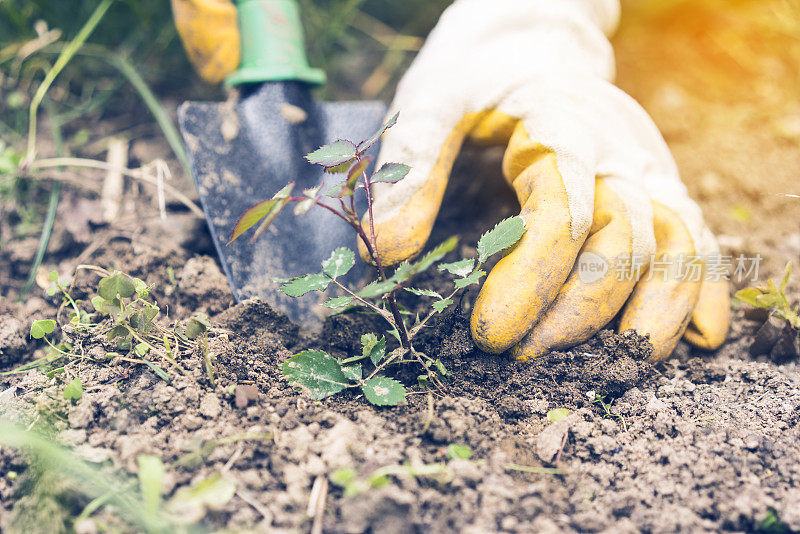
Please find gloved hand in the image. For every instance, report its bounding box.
[171,0,239,84]
[363,0,730,362]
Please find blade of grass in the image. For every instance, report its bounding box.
[36,42,191,176]
[103,52,190,174]
[19,99,63,300]
[26,0,113,162]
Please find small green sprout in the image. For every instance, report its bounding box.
[735,262,799,329]
[589,391,627,432]
[446,444,472,460]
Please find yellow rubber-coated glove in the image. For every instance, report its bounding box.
[362,0,730,363]
[171,0,239,84]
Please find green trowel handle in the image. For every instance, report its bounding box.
[225,0,325,87]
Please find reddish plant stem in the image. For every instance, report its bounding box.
[361,171,411,350]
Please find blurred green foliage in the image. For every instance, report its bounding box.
[0,0,450,243]
[0,0,450,112]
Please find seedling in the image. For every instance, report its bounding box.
[445,444,472,460]
[589,391,628,432]
[229,115,527,405]
[735,262,800,329]
[22,267,212,384]
[735,262,800,360]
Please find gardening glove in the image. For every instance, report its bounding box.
[171,0,239,84]
[362,0,730,362]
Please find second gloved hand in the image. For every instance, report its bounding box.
[361,0,730,362]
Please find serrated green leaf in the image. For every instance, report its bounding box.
[340,363,362,382]
[280,273,330,297]
[361,333,378,352]
[305,139,357,167]
[408,236,458,275]
[432,299,453,313]
[322,247,356,279]
[361,333,386,365]
[370,337,386,365]
[405,287,441,299]
[281,350,349,400]
[63,377,83,401]
[370,163,410,184]
[358,279,396,298]
[390,237,459,286]
[322,296,353,309]
[361,377,406,406]
[357,111,398,153]
[446,444,472,460]
[99,272,136,300]
[438,259,475,277]
[477,216,526,263]
[392,261,414,281]
[455,270,486,289]
[228,183,294,244]
[30,319,56,339]
[547,408,571,423]
[137,455,165,516]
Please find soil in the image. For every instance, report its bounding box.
[2,2,800,533]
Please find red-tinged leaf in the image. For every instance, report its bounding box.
[227,183,294,244]
[357,112,398,153]
[228,199,278,244]
[347,157,372,189]
[251,196,290,241]
[305,139,357,167]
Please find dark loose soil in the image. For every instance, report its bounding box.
[2,2,800,532]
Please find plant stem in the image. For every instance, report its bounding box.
[329,278,393,322]
[362,171,411,349]
[125,326,186,375]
